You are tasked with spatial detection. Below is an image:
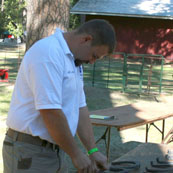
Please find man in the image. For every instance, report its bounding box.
[3,19,116,173]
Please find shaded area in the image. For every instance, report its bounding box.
[114,143,173,173]
[67,97,173,172]
[86,15,173,61]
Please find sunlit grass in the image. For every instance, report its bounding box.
[0,85,13,116]
[83,58,173,94]
[0,44,25,118]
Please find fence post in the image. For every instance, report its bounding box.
[122,53,127,92]
[106,57,111,88]
[159,56,164,94]
[139,55,144,93]
[92,62,96,87]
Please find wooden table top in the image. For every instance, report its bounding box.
[90,101,173,131]
[112,143,173,173]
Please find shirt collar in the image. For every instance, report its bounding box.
[54,28,74,58]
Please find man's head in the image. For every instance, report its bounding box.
[75,19,116,54]
[65,19,116,66]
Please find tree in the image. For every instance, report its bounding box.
[26,0,70,50]
[1,0,4,12]
[0,0,26,39]
[69,0,80,30]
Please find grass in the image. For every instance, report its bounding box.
[0,44,173,172]
[83,57,173,94]
[0,85,13,116]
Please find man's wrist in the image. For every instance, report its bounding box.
[87,147,98,155]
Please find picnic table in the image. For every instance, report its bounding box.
[90,101,173,159]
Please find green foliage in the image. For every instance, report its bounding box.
[69,0,80,30]
[0,0,26,37]
[0,0,79,36]
[0,13,6,34]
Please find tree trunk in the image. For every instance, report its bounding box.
[1,0,4,12]
[26,0,70,51]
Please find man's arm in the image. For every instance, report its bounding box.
[40,109,93,172]
[77,106,96,150]
[77,106,108,170]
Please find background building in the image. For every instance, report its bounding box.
[71,0,173,62]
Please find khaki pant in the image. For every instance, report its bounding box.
[2,135,68,173]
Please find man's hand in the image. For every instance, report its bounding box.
[77,106,108,172]
[89,152,108,171]
[72,151,99,173]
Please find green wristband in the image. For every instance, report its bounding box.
[87,147,98,155]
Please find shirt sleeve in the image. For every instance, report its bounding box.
[78,66,87,108]
[79,86,87,108]
[27,61,64,110]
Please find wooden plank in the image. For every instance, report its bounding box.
[90,101,173,131]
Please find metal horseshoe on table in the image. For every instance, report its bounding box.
[145,166,173,173]
[99,161,140,173]
[156,157,173,165]
[151,161,173,168]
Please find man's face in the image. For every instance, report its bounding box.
[74,44,109,66]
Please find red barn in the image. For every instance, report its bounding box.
[71,0,173,62]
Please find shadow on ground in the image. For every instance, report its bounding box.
[67,86,165,172]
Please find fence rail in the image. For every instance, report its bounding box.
[83,52,173,94]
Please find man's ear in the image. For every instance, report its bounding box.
[80,34,93,43]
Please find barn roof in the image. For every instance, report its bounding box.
[70,0,173,20]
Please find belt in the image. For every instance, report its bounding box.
[6,128,59,150]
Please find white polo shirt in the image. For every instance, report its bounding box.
[7,28,87,144]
